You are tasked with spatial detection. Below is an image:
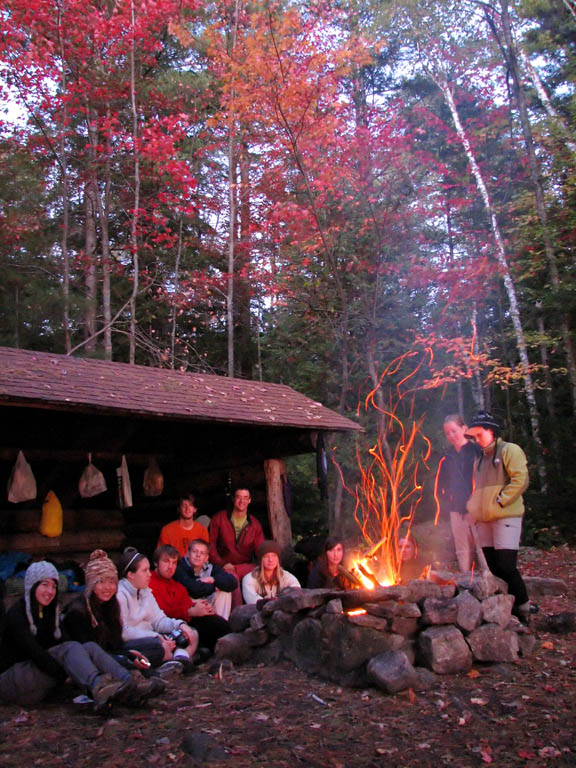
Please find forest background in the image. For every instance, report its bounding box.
[1,0,575,543]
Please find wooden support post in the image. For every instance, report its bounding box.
[264,458,292,552]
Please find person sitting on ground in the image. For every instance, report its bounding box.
[116,547,198,674]
[208,487,264,607]
[307,536,355,590]
[150,545,231,654]
[397,535,427,583]
[174,538,237,620]
[0,561,142,712]
[242,541,301,604]
[62,549,164,699]
[157,492,209,559]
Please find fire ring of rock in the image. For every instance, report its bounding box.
[215,571,538,695]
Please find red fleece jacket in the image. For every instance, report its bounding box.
[149,571,192,622]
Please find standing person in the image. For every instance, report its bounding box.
[0,561,139,711]
[465,411,535,623]
[174,539,237,620]
[242,541,301,604]
[208,487,264,606]
[307,537,354,590]
[150,545,231,653]
[157,493,209,559]
[436,414,483,571]
[116,547,198,673]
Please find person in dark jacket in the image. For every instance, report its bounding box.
[307,537,354,590]
[175,539,237,619]
[435,414,482,571]
[208,488,264,607]
[0,561,140,711]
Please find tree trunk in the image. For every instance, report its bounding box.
[435,73,547,490]
[264,459,293,552]
[84,179,98,355]
[56,0,70,354]
[129,0,140,365]
[170,218,183,368]
[493,1,576,417]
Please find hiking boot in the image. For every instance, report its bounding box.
[91,673,132,714]
[118,671,166,706]
[155,660,184,680]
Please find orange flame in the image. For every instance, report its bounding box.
[336,351,436,587]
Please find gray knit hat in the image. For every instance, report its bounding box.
[24,560,61,638]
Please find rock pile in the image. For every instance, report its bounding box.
[215,571,539,694]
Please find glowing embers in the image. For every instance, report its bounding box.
[346,608,367,616]
[348,552,396,589]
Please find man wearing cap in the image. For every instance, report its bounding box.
[242,541,301,604]
[465,411,535,623]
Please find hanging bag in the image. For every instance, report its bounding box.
[143,456,164,497]
[40,490,63,537]
[116,455,133,509]
[7,450,37,503]
[78,453,107,498]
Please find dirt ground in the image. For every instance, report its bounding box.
[1,545,574,768]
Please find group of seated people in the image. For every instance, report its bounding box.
[0,487,354,714]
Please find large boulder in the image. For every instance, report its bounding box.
[454,590,482,633]
[418,625,472,674]
[367,651,419,694]
[466,623,519,662]
[481,594,514,628]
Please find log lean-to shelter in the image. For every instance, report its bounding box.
[0,346,360,566]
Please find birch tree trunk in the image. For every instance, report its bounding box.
[129,0,140,365]
[84,179,98,355]
[435,73,547,489]
[56,0,70,353]
[170,218,183,368]
[491,1,576,417]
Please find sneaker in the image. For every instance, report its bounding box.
[155,660,184,680]
[91,673,132,714]
[174,655,196,674]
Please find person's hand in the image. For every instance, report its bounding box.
[160,636,176,660]
[223,563,236,574]
[199,576,215,584]
[127,650,151,671]
[179,624,196,644]
[188,600,214,617]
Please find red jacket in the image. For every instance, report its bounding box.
[208,509,264,567]
[149,570,192,622]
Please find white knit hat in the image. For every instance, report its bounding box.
[24,560,61,638]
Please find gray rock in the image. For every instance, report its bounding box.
[291,617,325,674]
[251,639,284,664]
[454,590,482,633]
[414,666,438,691]
[466,623,519,662]
[228,604,258,632]
[268,609,297,636]
[214,632,253,664]
[517,633,537,657]
[421,597,458,626]
[340,585,410,610]
[250,612,267,631]
[364,601,398,618]
[524,576,568,597]
[457,571,508,601]
[390,617,419,636]
[418,625,472,674]
[398,602,422,619]
[325,598,343,614]
[275,588,329,613]
[406,581,456,602]
[347,613,389,632]
[481,594,514,627]
[367,651,419,694]
[243,627,269,647]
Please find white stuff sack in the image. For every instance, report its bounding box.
[7,450,37,503]
[116,455,133,509]
[78,453,107,498]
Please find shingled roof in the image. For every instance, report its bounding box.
[0,347,359,432]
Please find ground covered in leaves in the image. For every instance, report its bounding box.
[1,546,575,768]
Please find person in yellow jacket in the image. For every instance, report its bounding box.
[465,411,536,624]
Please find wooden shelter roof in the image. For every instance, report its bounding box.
[0,346,360,433]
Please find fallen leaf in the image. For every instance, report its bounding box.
[541,641,554,650]
[467,669,480,678]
